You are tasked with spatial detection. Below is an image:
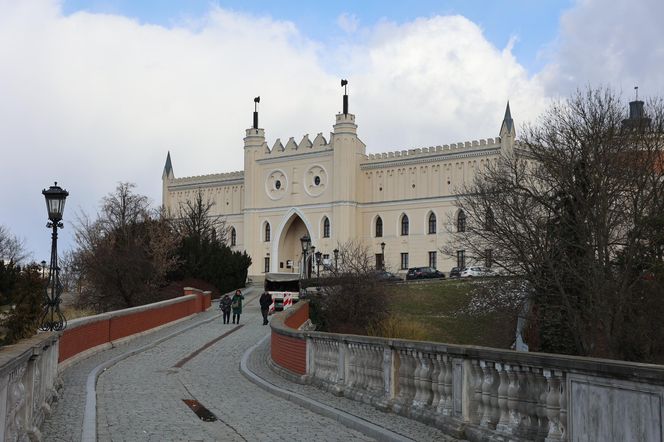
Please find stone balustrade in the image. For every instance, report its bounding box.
[271,301,664,442]
[0,332,60,442]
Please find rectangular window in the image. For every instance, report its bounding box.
[264,257,270,273]
[485,249,493,268]
[400,253,409,270]
[456,250,465,269]
[375,253,384,270]
[429,251,437,269]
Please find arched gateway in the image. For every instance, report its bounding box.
[272,210,314,276]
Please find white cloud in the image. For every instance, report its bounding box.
[337,13,359,34]
[538,0,664,97]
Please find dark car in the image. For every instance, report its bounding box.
[449,267,462,278]
[406,267,445,280]
[374,270,402,282]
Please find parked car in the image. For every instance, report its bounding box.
[460,266,495,278]
[406,267,445,280]
[449,267,462,278]
[374,270,402,282]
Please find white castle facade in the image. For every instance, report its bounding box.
[162,86,517,281]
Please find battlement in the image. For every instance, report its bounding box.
[363,137,502,162]
[169,170,244,187]
[262,132,330,155]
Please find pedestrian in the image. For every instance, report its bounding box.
[231,289,244,324]
[259,291,272,325]
[219,294,232,324]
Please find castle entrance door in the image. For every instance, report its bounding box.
[277,214,310,277]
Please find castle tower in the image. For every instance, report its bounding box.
[161,151,174,209]
[499,101,516,155]
[622,87,651,129]
[331,80,366,242]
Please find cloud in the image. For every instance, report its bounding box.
[337,13,359,34]
[538,0,664,97]
[0,2,549,259]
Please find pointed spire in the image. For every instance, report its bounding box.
[500,101,515,137]
[162,151,173,179]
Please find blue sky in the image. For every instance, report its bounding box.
[1,0,663,261]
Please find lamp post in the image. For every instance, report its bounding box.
[39,182,69,331]
[380,242,386,270]
[310,246,315,279]
[40,260,47,278]
[315,251,322,277]
[333,248,339,274]
[300,234,311,279]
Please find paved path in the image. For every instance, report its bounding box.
[42,288,461,441]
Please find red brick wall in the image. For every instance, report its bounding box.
[271,301,310,375]
[271,332,307,375]
[59,288,210,363]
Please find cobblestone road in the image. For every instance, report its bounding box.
[42,288,462,441]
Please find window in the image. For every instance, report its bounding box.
[264,257,270,273]
[456,250,466,269]
[375,216,383,238]
[400,253,409,270]
[230,227,236,246]
[264,222,271,242]
[429,251,437,269]
[428,212,437,234]
[485,249,493,268]
[485,208,495,231]
[401,214,409,236]
[323,217,330,238]
[457,210,466,232]
[314,176,321,186]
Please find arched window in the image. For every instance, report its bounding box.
[457,210,466,232]
[485,208,495,231]
[375,216,383,238]
[264,222,271,242]
[323,217,330,238]
[428,212,436,234]
[230,227,237,246]
[401,214,409,236]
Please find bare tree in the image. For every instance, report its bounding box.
[73,183,179,312]
[446,88,664,361]
[0,225,29,263]
[310,240,388,334]
[171,189,227,244]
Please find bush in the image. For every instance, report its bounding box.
[1,264,42,345]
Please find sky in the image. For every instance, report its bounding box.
[1,0,663,261]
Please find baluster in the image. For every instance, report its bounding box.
[544,369,563,441]
[468,359,483,425]
[521,366,540,440]
[430,354,442,410]
[495,363,510,433]
[479,360,499,429]
[507,364,522,434]
[442,355,454,415]
[533,368,550,441]
[559,372,567,441]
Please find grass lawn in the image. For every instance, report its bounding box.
[384,279,515,349]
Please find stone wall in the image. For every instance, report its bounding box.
[270,301,664,442]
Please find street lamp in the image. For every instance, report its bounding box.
[315,251,322,277]
[300,234,311,279]
[380,242,386,270]
[40,260,47,278]
[333,248,339,274]
[40,182,69,331]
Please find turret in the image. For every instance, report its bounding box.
[499,101,516,155]
[161,151,174,207]
[622,86,651,129]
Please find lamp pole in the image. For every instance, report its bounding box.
[380,242,386,270]
[40,260,47,278]
[300,234,311,280]
[333,248,339,274]
[315,251,322,277]
[39,182,69,331]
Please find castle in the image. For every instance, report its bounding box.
[162,84,517,281]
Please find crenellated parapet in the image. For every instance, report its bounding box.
[362,137,502,167]
[168,170,244,189]
[261,132,331,156]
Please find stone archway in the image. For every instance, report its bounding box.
[277,214,311,275]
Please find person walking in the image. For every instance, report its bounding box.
[231,289,244,324]
[219,294,232,324]
[259,291,272,325]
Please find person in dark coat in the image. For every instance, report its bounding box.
[231,290,244,324]
[219,294,232,324]
[259,291,272,325]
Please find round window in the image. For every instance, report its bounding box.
[275,180,281,190]
[314,176,321,186]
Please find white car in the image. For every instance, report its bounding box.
[460,266,495,278]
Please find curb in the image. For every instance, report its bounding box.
[239,334,415,442]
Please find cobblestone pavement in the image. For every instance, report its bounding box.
[42,288,463,441]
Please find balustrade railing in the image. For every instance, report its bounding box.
[272,302,664,442]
